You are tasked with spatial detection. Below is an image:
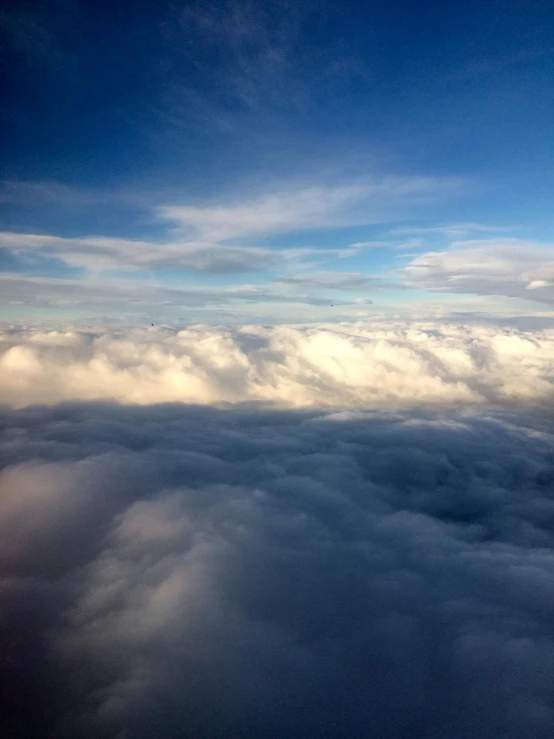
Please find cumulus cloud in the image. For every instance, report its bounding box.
[403,239,554,304]
[1,322,554,408]
[1,402,554,738]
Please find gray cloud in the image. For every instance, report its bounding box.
[274,271,382,290]
[1,402,554,738]
[0,274,369,319]
[403,240,554,304]
[0,231,279,273]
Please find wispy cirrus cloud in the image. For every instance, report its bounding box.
[274,272,392,291]
[159,0,372,132]
[0,179,135,209]
[0,177,461,275]
[0,232,279,273]
[0,231,365,274]
[0,273,372,317]
[159,177,461,242]
[391,223,509,239]
[403,239,554,304]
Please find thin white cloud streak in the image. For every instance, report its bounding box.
[0,232,277,273]
[0,178,463,275]
[0,273,371,315]
[1,322,553,409]
[273,271,392,290]
[350,240,399,249]
[158,184,370,241]
[403,239,554,304]
[391,223,508,238]
[0,186,392,274]
[0,231,367,274]
[351,237,427,254]
[157,178,461,241]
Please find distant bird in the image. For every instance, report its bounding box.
[151,323,154,326]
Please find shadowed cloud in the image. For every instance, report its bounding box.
[1,402,554,738]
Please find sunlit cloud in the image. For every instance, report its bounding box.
[1,322,553,408]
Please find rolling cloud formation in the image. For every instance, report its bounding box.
[1,402,554,738]
[1,322,554,408]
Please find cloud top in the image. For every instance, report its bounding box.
[1,402,554,738]
[1,321,553,408]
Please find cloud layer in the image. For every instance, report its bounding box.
[403,240,554,304]
[158,178,454,241]
[0,177,460,277]
[1,322,554,408]
[1,402,554,738]
[0,231,280,273]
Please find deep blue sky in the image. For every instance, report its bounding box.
[1,0,554,323]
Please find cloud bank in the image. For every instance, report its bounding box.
[1,402,554,738]
[1,322,554,409]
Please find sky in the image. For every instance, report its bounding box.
[3,5,554,739]
[1,0,554,325]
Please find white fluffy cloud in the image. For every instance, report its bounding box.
[1,403,554,738]
[1,321,553,408]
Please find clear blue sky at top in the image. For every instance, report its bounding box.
[2,0,553,194]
